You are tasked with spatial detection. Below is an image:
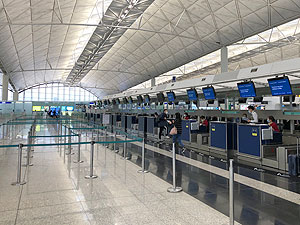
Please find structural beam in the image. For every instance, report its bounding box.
[2,73,9,101]
[221,46,228,73]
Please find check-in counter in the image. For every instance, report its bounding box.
[126,115,137,134]
[121,115,127,132]
[209,121,237,159]
[112,114,121,132]
[237,123,279,166]
[146,117,158,139]
[138,116,147,137]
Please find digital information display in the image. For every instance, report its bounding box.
[237,82,256,98]
[137,95,143,103]
[187,89,198,101]
[144,95,150,103]
[157,93,164,102]
[202,87,216,100]
[268,77,293,96]
[167,92,175,102]
[128,97,133,104]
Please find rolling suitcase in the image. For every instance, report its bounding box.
[288,154,298,176]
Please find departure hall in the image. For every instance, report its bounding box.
[0,0,300,225]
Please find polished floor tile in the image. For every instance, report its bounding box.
[0,124,237,225]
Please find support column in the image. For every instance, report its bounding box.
[2,73,8,101]
[151,78,155,87]
[221,46,228,73]
[13,92,19,101]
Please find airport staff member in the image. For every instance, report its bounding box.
[267,116,280,132]
[247,106,258,123]
[200,116,208,127]
[183,112,190,120]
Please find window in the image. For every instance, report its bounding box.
[18,83,97,102]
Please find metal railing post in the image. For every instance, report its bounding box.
[12,144,26,186]
[104,127,107,147]
[23,132,33,167]
[74,134,83,163]
[123,136,127,159]
[85,140,98,179]
[114,132,118,153]
[167,143,182,193]
[138,138,149,173]
[229,159,234,225]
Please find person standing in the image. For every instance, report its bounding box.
[247,105,258,123]
[158,109,171,141]
[267,116,280,132]
[172,112,186,154]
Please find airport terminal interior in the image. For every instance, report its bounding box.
[1,0,300,225]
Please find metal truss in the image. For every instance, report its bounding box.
[65,0,154,85]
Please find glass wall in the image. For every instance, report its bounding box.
[19,83,97,102]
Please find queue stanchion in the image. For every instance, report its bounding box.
[167,143,182,193]
[229,159,234,225]
[114,133,118,153]
[85,140,98,179]
[105,127,107,147]
[12,144,26,186]
[122,136,127,159]
[138,138,148,173]
[74,134,83,163]
[23,132,33,167]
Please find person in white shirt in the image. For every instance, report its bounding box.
[247,105,258,123]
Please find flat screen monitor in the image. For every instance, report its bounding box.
[187,88,198,101]
[128,96,133,104]
[112,99,116,105]
[144,94,150,103]
[137,95,143,104]
[237,81,256,98]
[268,77,293,96]
[115,98,120,104]
[167,92,175,102]
[157,92,165,102]
[123,97,128,104]
[107,100,111,105]
[104,100,108,105]
[202,86,216,100]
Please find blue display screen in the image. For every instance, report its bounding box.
[144,95,150,103]
[202,87,216,100]
[268,77,293,96]
[238,82,256,98]
[187,89,198,101]
[167,92,175,102]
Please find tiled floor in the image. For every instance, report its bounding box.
[0,124,238,225]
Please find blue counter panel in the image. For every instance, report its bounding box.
[238,125,263,157]
[210,122,227,150]
[147,117,155,134]
[181,120,190,141]
[121,115,127,131]
[138,116,147,132]
[126,115,137,130]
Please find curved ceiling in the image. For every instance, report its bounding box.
[0,0,300,98]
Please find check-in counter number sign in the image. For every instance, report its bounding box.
[252,128,258,137]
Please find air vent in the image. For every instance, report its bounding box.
[251,68,258,72]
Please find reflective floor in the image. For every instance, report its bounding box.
[0,124,237,225]
[121,139,300,225]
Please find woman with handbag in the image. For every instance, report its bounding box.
[171,112,186,154]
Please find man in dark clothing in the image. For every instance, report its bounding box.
[158,109,170,141]
[172,112,186,154]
